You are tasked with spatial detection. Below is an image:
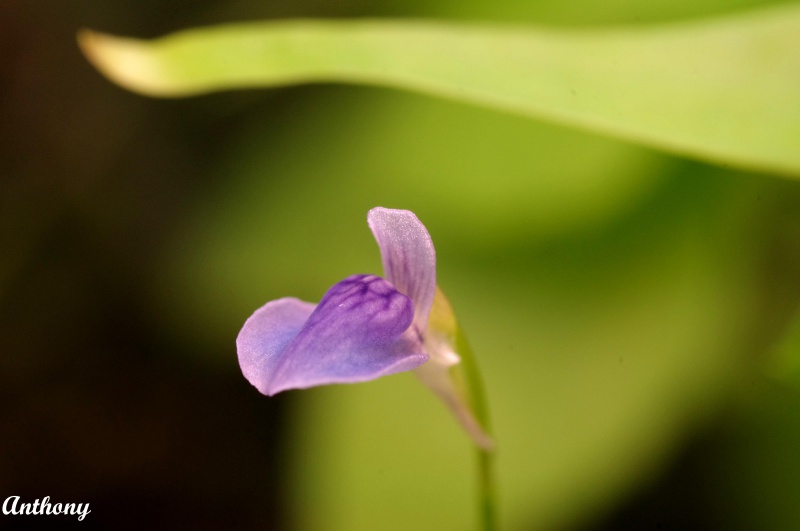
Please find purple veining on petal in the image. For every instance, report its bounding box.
[240,274,428,396]
[367,207,436,335]
[237,297,317,396]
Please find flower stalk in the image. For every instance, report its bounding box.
[454,324,497,531]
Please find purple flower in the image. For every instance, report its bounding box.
[237,207,492,448]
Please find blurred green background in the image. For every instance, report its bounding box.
[3,0,800,530]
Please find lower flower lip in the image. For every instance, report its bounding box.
[238,274,428,395]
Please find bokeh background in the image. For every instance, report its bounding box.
[3,0,800,529]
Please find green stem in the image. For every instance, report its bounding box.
[455,328,498,531]
[477,446,497,531]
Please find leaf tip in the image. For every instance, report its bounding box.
[77,29,175,97]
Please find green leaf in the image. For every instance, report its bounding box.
[79,4,800,175]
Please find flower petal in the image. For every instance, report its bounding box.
[237,297,317,395]
[367,207,436,335]
[240,274,428,395]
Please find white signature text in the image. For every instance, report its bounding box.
[3,496,90,521]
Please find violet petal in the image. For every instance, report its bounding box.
[238,274,428,396]
[237,297,317,396]
[367,207,436,334]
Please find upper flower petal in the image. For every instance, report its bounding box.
[238,274,428,396]
[367,207,436,335]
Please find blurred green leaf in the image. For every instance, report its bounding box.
[81,4,800,175]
